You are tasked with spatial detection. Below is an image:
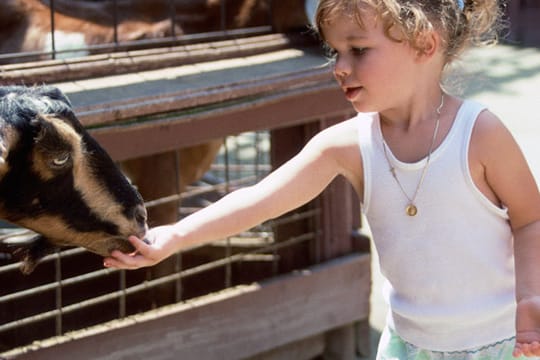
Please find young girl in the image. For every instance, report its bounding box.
[104,0,540,358]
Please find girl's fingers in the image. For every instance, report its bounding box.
[128,235,152,256]
[104,253,133,269]
[104,231,165,269]
[104,248,147,270]
[514,342,540,358]
[530,341,540,356]
[103,256,128,269]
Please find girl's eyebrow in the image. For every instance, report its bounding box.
[346,34,368,40]
[325,34,367,47]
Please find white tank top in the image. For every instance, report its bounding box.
[358,100,515,351]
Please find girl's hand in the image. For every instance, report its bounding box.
[103,225,178,270]
[514,296,540,357]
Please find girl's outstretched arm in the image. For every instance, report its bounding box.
[104,120,362,270]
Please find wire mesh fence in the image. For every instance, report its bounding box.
[0,128,323,353]
[0,0,275,64]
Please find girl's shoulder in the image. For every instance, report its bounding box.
[312,115,363,150]
[310,116,365,189]
[469,106,521,177]
[469,106,540,228]
[319,112,377,136]
[470,107,513,151]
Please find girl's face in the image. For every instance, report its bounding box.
[321,10,422,113]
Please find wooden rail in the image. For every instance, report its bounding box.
[0,34,311,84]
[6,254,370,360]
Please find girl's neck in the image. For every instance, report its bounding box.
[379,89,446,131]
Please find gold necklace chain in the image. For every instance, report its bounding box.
[381,94,445,216]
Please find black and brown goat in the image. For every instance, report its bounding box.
[0,85,147,273]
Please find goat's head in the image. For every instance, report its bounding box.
[0,85,147,273]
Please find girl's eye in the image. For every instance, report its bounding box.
[351,47,367,56]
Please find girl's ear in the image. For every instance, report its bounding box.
[415,30,440,62]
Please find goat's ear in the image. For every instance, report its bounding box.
[33,86,72,107]
[31,115,58,144]
[32,115,48,138]
[0,125,19,178]
[0,135,8,173]
[0,232,57,274]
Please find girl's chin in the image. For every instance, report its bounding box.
[351,101,375,113]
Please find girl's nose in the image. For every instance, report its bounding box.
[333,56,351,81]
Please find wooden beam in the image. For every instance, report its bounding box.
[9,254,370,360]
[89,84,352,161]
[74,67,334,128]
[0,34,300,84]
[245,333,326,360]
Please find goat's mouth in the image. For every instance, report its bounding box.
[78,236,136,257]
[105,237,151,256]
[106,237,137,256]
[103,234,150,255]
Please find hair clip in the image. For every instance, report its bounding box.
[456,0,465,10]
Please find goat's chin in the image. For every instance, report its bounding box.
[100,238,135,256]
[81,237,136,257]
[108,238,137,255]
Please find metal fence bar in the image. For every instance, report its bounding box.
[168,0,177,38]
[54,252,62,336]
[224,136,233,289]
[268,209,321,227]
[49,0,56,60]
[0,26,273,63]
[175,252,183,303]
[0,267,115,303]
[143,175,258,210]
[113,0,119,46]
[0,247,86,275]
[221,0,227,31]
[210,164,272,172]
[119,270,126,319]
[174,147,184,303]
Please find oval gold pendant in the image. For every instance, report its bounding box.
[406,204,418,216]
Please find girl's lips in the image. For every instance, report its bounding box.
[345,86,362,101]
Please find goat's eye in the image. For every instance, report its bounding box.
[51,153,71,167]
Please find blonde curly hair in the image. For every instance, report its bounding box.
[314,0,504,65]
